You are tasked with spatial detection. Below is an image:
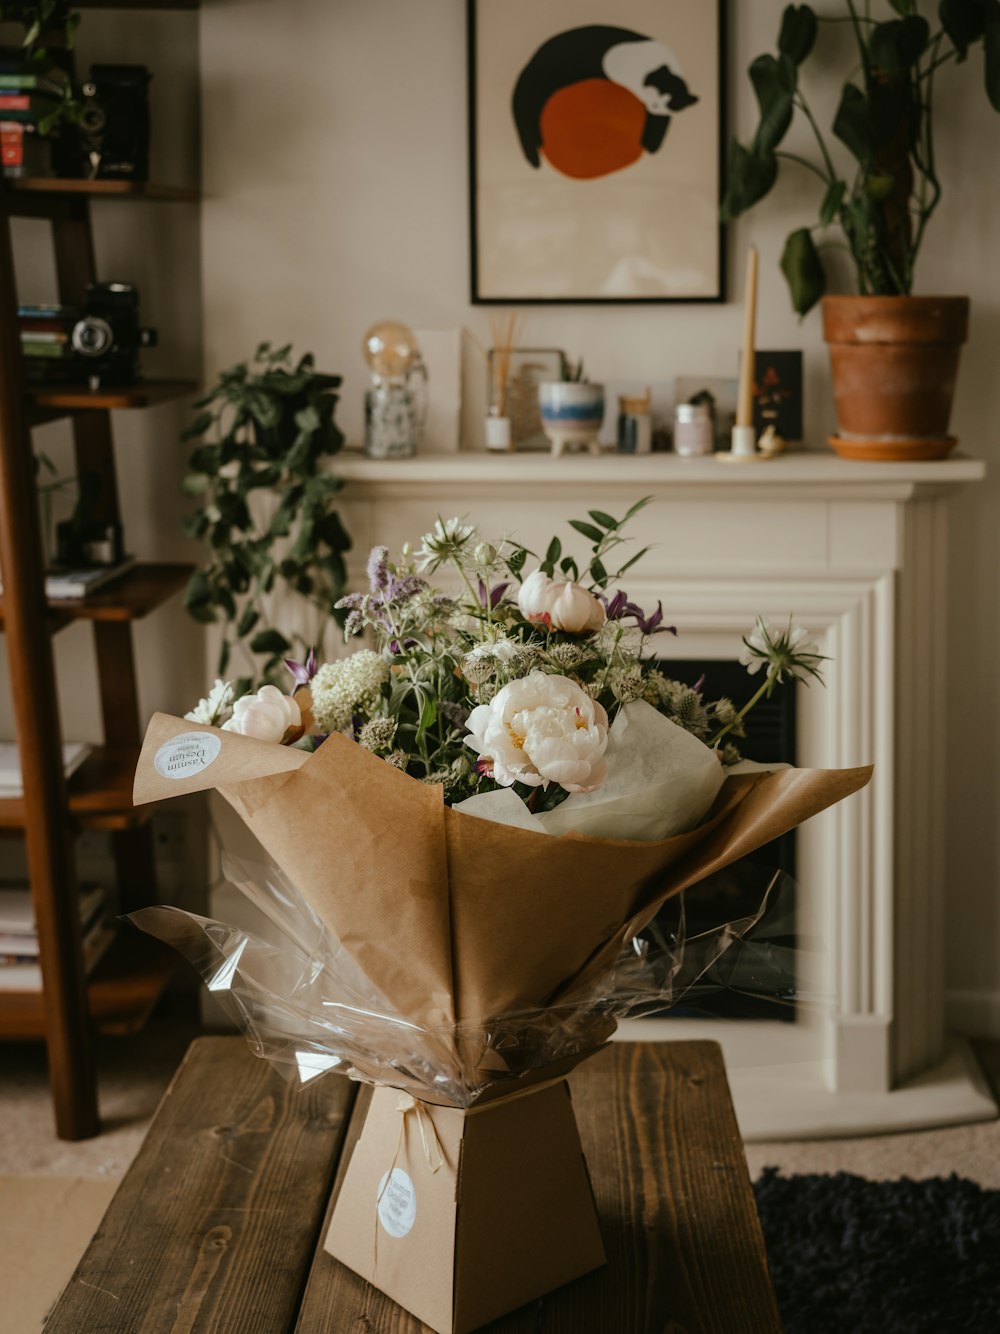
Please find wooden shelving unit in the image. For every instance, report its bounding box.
[0,21,199,1139]
[0,933,178,1041]
[9,178,199,201]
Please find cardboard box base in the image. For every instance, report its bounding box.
[324,1079,606,1334]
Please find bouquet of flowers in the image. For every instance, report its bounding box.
[184,500,826,836]
[131,502,868,1333]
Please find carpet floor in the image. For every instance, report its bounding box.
[755,1167,1000,1334]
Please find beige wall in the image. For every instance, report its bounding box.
[199,2,1000,1025]
[0,10,204,899]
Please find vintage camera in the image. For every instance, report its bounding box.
[71,283,157,388]
[79,64,152,181]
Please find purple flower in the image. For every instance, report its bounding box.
[602,590,676,636]
[367,545,390,592]
[285,646,318,687]
[632,601,676,636]
[478,579,510,610]
[386,573,426,603]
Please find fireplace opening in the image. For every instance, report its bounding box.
[646,658,798,1022]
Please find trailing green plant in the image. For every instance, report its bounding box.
[181,343,351,694]
[0,1,82,132]
[722,2,1000,315]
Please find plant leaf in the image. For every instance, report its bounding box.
[778,4,818,64]
[832,83,872,165]
[749,54,795,154]
[250,628,292,655]
[588,510,618,530]
[940,0,988,59]
[869,16,930,73]
[780,227,826,316]
[819,178,847,225]
[568,519,605,544]
[721,140,779,220]
[614,545,652,578]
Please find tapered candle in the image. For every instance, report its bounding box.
[736,245,758,428]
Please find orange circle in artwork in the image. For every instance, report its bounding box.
[539,78,647,179]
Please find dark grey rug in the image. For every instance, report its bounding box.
[754,1168,1000,1334]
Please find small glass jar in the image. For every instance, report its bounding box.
[673,402,714,456]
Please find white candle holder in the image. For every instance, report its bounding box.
[717,424,766,463]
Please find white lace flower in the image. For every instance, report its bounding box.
[739,616,825,684]
[185,679,234,728]
[310,650,390,733]
[465,670,609,793]
[222,685,301,743]
[415,516,476,571]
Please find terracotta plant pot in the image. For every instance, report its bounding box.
[822,295,969,461]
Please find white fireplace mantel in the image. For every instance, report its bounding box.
[331,450,993,1139]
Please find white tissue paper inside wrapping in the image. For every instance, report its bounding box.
[453,699,726,842]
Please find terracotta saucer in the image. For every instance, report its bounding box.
[828,435,957,462]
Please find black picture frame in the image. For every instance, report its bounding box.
[467,0,727,306]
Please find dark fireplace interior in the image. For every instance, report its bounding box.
[645,657,798,1022]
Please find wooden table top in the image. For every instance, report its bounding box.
[47,1037,781,1333]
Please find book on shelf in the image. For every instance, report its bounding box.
[1,119,51,177]
[0,741,92,795]
[45,557,135,599]
[0,882,106,953]
[0,556,136,600]
[0,915,116,991]
[0,70,70,97]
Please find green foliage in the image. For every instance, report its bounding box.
[182,343,350,683]
[0,2,83,132]
[721,1,1000,315]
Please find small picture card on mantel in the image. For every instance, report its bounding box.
[753,350,803,442]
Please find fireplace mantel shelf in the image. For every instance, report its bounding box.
[326,451,993,1136]
[336,450,985,501]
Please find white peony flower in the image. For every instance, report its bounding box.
[516,569,605,634]
[222,685,301,743]
[465,670,609,793]
[185,678,234,728]
[517,569,554,621]
[548,581,606,633]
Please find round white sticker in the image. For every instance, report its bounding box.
[154,732,223,782]
[377,1167,417,1238]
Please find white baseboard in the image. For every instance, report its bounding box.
[947,988,1000,1038]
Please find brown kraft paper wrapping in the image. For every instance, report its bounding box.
[135,712,872,1085]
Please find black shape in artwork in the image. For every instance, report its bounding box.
[511,24,698,177]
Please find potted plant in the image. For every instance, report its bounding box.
[722,2,1000,460]
[538,358,606,456]
[181,343,351,693]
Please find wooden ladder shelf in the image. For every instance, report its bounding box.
[0,168,198,1138]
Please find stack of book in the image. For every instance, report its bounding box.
[0,55,70,179]
[18,303,80,382]
[0,883,114,992]
[0,554,136,599]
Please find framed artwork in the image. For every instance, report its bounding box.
[487,347,567,450]
[467,0,726,305]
